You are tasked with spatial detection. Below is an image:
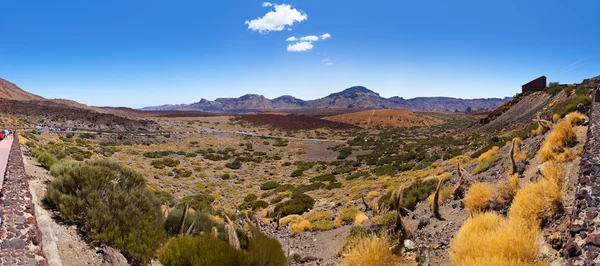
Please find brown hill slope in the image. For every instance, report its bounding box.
[323,109,444,128]
[0,78,45,101]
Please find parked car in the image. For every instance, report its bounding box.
[0,132,4,140]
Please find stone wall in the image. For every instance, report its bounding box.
[564,101,600,265]
[0,135,46,265]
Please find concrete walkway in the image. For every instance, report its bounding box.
[0,135,13,189]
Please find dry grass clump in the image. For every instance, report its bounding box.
[463,182,494,214]
[478,146,499,163]
[538,118,577,163]
[566,111,586,125]
[367,191,381,198]
[305,210,333,222]
[509,161,564,226]
[280,214,303,227]
[311,220,335,231]
[340,235,404,266]
[334,207,360,227]
[354,212,369,225]
[450,213,540,266]
[290,219,312,234]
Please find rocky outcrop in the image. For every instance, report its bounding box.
[564,101,600,265]
[0,135,46,265]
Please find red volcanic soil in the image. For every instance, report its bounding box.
[232,114,359,131]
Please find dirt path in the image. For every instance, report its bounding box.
[275,225,351,265]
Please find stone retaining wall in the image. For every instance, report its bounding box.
[0,135,47,265]
[564,101,600,265]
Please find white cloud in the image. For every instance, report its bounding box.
[286,36,298,42]
[300,35,319,42]
[245,3,307,34]
[320,33,331,40]
[321,58,333,65]
[287,41,313,52]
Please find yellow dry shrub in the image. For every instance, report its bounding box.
[538,119,576,163]
[18,135,27,145]
[280,214,303,227]
[290,219,312,235]
[478,146,499,163]
[493,174,519,206]
[427,186,453,206]
[437,172,453,181]
[552,113,560,123]
[340,235,403,266]
[508,177,562,226]
[450,212,540,266]
[566,111,586,125]
[464,182,494,214]
[334,217,343,228]
[540,161,566,184]
[367,191,381,198]
[354,212,369,226]
[305,210,333,222]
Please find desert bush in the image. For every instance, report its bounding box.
[244,193,258,202]
[340,235,401,266]
[311,174,336,182]
[270,194,286,204]
[173,168,192,177]
[79,132,96,139]
[346,171,369,180]
[36,152,58,169]
[180,193,215,213]
[292,182,325,194]
[226,160,242,169]
[274,193,315,216]
[373,165,397,177]
[305,210,333,222]
[378,179,437,211]
[463,182,494,214]
[290,168,303,177]
[326,182,342,190]
[509,171,563,226]
[239,200,269,211]
[44,160,166,264]
[164,209,224,237]
[159,227,286,266]
[260,181,280,190]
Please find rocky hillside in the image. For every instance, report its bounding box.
[0,78,45,101]
[142,86,510,112]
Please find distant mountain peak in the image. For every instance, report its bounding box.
[343,86,375,94]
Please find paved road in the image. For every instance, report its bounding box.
[0,135,13,189]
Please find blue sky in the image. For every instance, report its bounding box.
[1,0,599,108]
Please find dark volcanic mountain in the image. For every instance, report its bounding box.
[142,86,510,112]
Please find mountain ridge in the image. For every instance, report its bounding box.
[141,86,511,112]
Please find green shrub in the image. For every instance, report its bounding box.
[44,160,166,264]
[79,133,96,139]
[326,182,342,190]
[260,181,280,190]
[159,227,286,266]
[378,179,437,211]
[239,200,269,211]
[274,193,315,216]
[158,235,247,266]
[373,165,397,177]
[244,194,258,202]
[164,210,224,237]
[290,168,303,177]
[37,152,58,169]
[346,171,369,180]
[226,160,242,169]
[180,193,215,213]
[311,174,336,182]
